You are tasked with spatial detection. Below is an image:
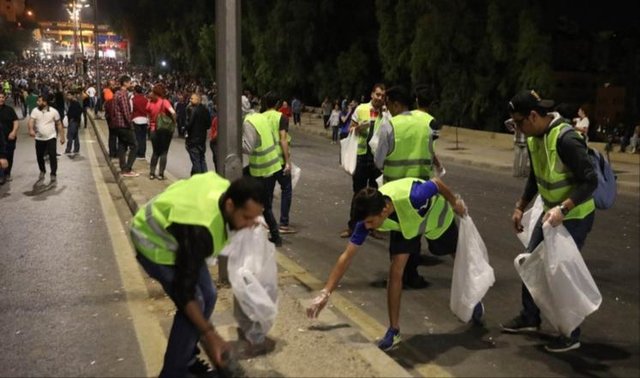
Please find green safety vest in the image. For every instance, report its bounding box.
[527,120,595,220]
[383,111,434,182]
[246,113,282,177]
[263,109,291,166]
[377,178,455,240]
[130,172,230,265]
[355,102,383,155]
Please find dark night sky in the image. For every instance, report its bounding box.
[27,0,638,32]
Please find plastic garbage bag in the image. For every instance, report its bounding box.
[514,222,602,336]
[517,195,544,247]
[368,126,381,155]
[450,216,495,322]
[224,220,278,344]
[273,163,301,198]
[340,130,358,175]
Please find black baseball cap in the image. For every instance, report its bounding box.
[508,90,554,115]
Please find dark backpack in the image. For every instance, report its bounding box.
[587,148,617,209]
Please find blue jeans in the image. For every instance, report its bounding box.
[187,143,208,175]
[134,123,148,158]
[274,167,292,226]
[136,253,217,377]
[521,211,595,340]
[65,120,80,153]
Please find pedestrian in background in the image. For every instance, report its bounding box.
[321,97,332,130]
[112,75,139,177]
[278,100,292,120]
[503,90,597,353]
[185,93,210,175]
[28,95,64,183]
[0,92,19,184]
[291,97,302,126]
[146,83,176,180]
[131,85,149,160]
[64,91,82,154]
[328,103,341,144]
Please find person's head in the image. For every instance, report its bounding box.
[261,90,280,110]
[385,85,411,116]
[119,75,131,90]
[353,188,394,230]
[507,90,555,137]
[414,84,437,110]
[36,95,49,109]
[190,92,201,105]
[281,100,288,108]
[333,103,340,110]
[221,176,265,230]
[151,84,166,100]
[134,85,143,94]
[370,83,386,109]
[578,107,587,119]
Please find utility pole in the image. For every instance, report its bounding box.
[215,0,243,283]
[94,0,100,101]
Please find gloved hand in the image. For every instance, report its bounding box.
[306,289,330,319]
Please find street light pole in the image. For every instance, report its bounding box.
[94,0,100,101]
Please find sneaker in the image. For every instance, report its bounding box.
[50,174,57,183]
[157,174,165,180]
[545,335,581,353]
[339,229,352,238]
[136,156,146,160]
[0,176,5,185]
[149,173,156,180]
[38,172,46,181]
[4,175,12,182]
[121,171,140,177]
[471,302,484,325]
[278,225,297,234]
[500,315,540,333]
[378,327,401,351]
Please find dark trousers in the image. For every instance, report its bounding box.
[136,253,216,378]
[108,127,119,158]
[187,142,208,175]
[293,112,301,125]
[331,126,339,142]
[323,115,330,129]
[209,140,217,170]
[35,138,58,175]
[65,120,80,153]
[252,174,280,241]
[274,167,292,226]
[150,129,173,176]
[347,155,381,230]
[0,139,16,177]
[521,212,595,340]
[114,128,138,173]
[134,123,148,158]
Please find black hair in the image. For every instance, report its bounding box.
[119,75,131,87]
[414,84,437,108]
[224,176,265,208]
[385,85,411,107]
[262,90,280,110]
[134,85,143,94]
[555,103,578,120]
[372,83,386,93]
[353,188,387,222]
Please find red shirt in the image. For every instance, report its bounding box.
[279,106,292,119]
[131,93,149,120]
[146,98,172,131]
[209,116,218,141]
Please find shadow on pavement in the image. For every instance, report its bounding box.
[23,179,66,198]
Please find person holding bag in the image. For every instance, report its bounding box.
[146,84,176,180]
[502,90,598,353]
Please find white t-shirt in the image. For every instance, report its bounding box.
[86,86,96,98]
[31,107,61,141]
[576,117,589,134]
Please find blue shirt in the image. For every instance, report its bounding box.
[350,180,439,245]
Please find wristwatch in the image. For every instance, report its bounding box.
[558,204,569,216]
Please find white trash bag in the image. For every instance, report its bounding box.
[450,216,495,322]
[223,220,279,344]
[340,130,358,175]
[514,222,602,336]
[273,163,301,198]
[517,195,544,247]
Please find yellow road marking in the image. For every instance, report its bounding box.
[85,129,166,376]
[276,252,452,378]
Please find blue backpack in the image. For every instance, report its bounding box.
[587,147,617,209]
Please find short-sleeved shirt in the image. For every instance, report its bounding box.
[30,107,61,141]
[0,104,18,138]
[350,180,439,246]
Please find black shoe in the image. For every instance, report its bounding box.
[0,176,5,185]
[471,302,484,326]
[500,315,540,333]
[545,335,581,353]
[403,275,430,290]
[269,236,283,247]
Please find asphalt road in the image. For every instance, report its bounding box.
[0,119,146,376]
[149,126,639,377]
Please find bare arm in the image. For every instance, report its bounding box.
[8,120,19,140]
[432,177,466,216]
[323,242,359,294]
[28,117,35,137]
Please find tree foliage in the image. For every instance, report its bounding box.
[108,0,567,129]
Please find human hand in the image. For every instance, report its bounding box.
[59,137,66,145]
[29,129,35,138]
[0,158,8,169]
[283,163,291,175]
[512,208,524,233]
[8,131,16,141]
[543,206,564,227]
[306,289,330,319]
[202,328,230,369]
[452,198,467,217]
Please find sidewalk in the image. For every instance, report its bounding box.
[87,113,412,378]
[296,109,639,194]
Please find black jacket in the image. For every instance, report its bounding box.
[185,104,211,146]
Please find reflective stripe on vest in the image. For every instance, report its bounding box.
[130,172,230,265]
[263,109,291,165]
[423,194,454,240]
[527,121,595,220]
[383,111,434,182]
[247,113,281,177]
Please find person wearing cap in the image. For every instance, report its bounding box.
[130,173,265,377]
[502,90,597,353]
[306,177,467,351]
